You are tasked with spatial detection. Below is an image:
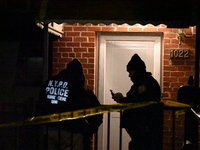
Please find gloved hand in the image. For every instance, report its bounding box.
[112,92,124,103]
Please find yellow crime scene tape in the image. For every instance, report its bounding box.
[162,100,191,108]
[0,100,191,128]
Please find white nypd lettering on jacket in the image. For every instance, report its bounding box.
[46,80,69,104]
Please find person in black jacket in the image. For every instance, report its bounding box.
[36,59,103,150]
[112,54,162,150]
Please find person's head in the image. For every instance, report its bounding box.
[66,59,83,74]
[126,54,146,81]
[59,59,85,85]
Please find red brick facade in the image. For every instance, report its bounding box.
[52,23,196,150]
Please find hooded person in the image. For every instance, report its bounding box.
[112,54,163,150]
[36,59,103,150]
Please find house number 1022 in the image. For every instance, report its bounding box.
[170,49,190,59]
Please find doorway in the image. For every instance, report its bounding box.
[97,32,162,150]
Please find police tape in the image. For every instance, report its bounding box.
[162,100,191,108]
[0,100,191,128]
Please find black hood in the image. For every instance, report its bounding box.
[66,59,83,74]
[58,59,85,85]
[59,59,83,75]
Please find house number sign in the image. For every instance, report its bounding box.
[170,49,190,59]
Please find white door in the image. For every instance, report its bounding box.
[97,33,162,150]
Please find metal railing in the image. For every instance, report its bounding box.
[0,102,198,150]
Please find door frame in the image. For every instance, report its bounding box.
[95,32,163,150]
[96,32,163,95]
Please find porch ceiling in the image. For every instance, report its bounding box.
[34,0,200,28]
[0,0,199,28]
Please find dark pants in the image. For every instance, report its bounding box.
[124,104,163,150]
[126,126,162,150]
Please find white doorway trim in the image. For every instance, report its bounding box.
[96,32,163,150]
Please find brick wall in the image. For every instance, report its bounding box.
[52,23,196,150]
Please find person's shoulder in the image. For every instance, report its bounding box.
[145,72,157,81]
[86,89,94,93]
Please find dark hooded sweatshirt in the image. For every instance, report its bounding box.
[36,59,102,134]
